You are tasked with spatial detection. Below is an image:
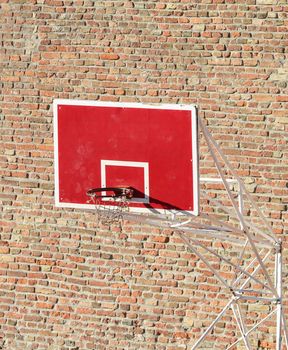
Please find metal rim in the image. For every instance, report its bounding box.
[86,187,134,199]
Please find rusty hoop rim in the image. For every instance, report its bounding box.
[86,187,134,199]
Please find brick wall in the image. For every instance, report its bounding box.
[1,1,287,349]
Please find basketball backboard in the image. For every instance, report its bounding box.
[53,100,199,216]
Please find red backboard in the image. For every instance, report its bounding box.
[53,100,199,216]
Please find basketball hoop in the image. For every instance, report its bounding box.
[86,187,134,225]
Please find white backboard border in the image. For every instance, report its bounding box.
[53,99,199,217]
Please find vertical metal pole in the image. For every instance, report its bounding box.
[232,302,252,350]
[275,241,282,350]
[238,181,244,229]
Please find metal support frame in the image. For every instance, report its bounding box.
[184,119,286,349]
[117,117,287,349]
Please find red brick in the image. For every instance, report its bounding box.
[276,95,288,102]
[36,302,54,309]
[100,53,120,60]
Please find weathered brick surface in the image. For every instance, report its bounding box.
[0,1,287,349]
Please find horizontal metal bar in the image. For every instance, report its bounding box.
[200,177,238,184]
[235,288,275,295]
[178,227,248,245]
[234,293,278,302]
